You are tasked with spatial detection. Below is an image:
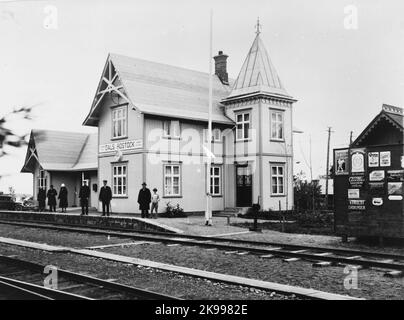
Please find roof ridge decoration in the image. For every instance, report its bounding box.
[351,105,403,147]
[225,24,292,101]
[382,104,403,116]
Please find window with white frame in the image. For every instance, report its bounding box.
[112,106,127,138]
[38,170,47,191]
[164,164,181,196]
[163,120,180,138]
[112,163,127,196]
[271,110,284,140]
[210,165,221,195]
[271,164,285,195]
[236,112,250,141]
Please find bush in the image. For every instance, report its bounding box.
[234,210,334,235]
[159,202,187,218]
[295,211,333,227]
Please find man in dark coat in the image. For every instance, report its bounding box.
[137,182,151,218]
[37,187,46,212]
[58,183,68,213]
[99,180,112,217]
[79,181,90,216]
[47,185,57,212]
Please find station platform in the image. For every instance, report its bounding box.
[0,210,183,234]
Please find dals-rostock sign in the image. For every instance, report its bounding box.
[99,139,143,154]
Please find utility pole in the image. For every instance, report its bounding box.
[309,135,314,212]
[205,10,213,226]
[325,127,332,209]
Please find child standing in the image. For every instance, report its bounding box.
[151,188,160,219]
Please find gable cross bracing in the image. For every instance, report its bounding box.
[90,58,132,117]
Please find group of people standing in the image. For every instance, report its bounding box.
[37,181,92,214]
[137,182,160,218]
[36,180,160,218]
[37,184,68,213]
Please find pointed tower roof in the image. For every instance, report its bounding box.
[224,27,294,102]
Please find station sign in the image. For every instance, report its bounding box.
[99,139,143,154]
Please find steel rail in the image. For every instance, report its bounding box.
[0,280,54,300]
[0,276,92,300]
[0,254,181,300]
[0,219,403,272]
[1,219,403,261]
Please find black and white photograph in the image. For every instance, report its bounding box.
[0,0,403,309]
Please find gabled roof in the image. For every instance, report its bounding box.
[351,104,403,147]
[224,34,294,101]
[83,54,234,126]
[21,129,97,173]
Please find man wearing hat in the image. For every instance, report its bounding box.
[79,180,90,216]
[137,182,151,218]
[99,180,112,217]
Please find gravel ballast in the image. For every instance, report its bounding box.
[0,243,299,300]
[0,224,402,300]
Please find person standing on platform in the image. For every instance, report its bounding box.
[99,180,112,217]
[58,183,68,213]
[137,182,151,218]
[150,188,160,219]
[79,180,90,216]
[37,187,46,212]
[47,185,57,212]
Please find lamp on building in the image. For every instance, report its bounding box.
[114,149,123,162]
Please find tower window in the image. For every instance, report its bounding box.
[236,112,250,141]
[271,110,284,141]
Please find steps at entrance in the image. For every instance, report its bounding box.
[214,207,250,217]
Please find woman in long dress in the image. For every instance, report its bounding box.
[58,183,68,213]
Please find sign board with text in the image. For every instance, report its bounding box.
[99,139,143,154]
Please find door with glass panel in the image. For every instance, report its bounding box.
[236,165,252,207]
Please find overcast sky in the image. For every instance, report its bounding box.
[1,0,403,194]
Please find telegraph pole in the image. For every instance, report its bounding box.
[309,135,314,212]
[205,10,213,226]
[325,127,332,209]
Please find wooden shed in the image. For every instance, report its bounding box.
[333,104,404,243]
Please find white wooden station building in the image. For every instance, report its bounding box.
[22,30,298,214]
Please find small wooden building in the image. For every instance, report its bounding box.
[333,104,404,242]
[21,129,98,209]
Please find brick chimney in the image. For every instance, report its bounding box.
[213,51,229,85]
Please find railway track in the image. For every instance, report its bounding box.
[0,254,181,300]
[0,219,403,274]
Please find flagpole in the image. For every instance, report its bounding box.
[205,9,213,226]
